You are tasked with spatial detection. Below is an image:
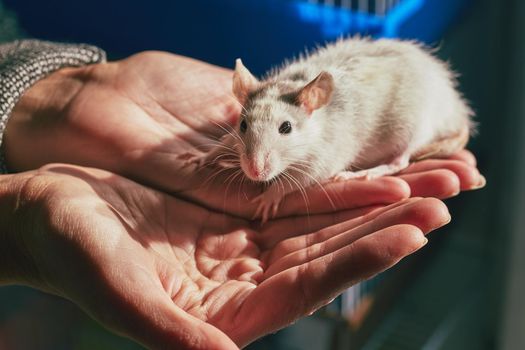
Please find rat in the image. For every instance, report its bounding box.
[184,37,473,223]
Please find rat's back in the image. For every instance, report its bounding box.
[275,37,473,169]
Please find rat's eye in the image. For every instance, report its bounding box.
[279,121,292,134]
[240,119,248,133]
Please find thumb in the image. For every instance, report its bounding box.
[89,287,239,350]
[134,297,239,350]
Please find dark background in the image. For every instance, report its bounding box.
[0,0,523,349]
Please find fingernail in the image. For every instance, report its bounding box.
[407,233,429,255]
[477,175,486,188]
[431,212,451,231]
[449,190,460,198]
[469,174,486,190]
[412,235,429,253]
[443,187,460,198]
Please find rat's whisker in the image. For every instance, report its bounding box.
[282,171,311,220]
[287,165,336,211]
[279,171,294,194]
[208,118,243,142]
[282,171,308,206]
[280,157,319,174]
[223,167,245,187]
[223,169,246,213]
[195,141,238,154]
[241,175,250,201]
[201,168,230,188]
[229,170,246,205]
[201,164,240,188]
[195,152,238,169]
[210,121,245,148]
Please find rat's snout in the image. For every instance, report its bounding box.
[241,152,274,181]
[248,158,262,177]
[247,157,267,180]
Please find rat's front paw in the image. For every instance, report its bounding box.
[177,152,207,168]
[178,150,239,169]
[251,188,284,224]
[333,157,411,181]
[332,170,368,181]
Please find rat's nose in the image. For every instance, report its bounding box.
[246,155,270,180]
[248,158,263,177]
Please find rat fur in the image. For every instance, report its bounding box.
[186,37,473,222]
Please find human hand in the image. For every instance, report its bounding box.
[0,164,451,349]
[4,52,484,219]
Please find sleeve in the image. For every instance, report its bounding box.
[0,40,107,173]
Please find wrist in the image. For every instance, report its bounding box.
[3,66,91,171]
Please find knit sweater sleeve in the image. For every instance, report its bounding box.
[0,40,106,173]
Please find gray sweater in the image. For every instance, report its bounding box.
[0,40,106,173]
[0,2,107,172]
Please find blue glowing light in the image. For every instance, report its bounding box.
[291,0,425,39]
[384,0,425,37]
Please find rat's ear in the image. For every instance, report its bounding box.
[297,71,334,115]
[233,58,259,104]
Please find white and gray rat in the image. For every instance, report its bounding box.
[188,37,473,222]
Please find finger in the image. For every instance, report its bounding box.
[238,224,428,343]
[398,169,461,198]
[264,197,449,276]
[448,149,477,167]
[276,176,410,217]
[259,199,418,250]
[400,159,482,191]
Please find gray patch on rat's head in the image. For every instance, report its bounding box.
[279,91,300,106]
[287,72,308,81]
[241,86,269,119]
[251,80,303,107]
[244,83,279,110]
[247,85,269,102]
[247,80,298,102]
